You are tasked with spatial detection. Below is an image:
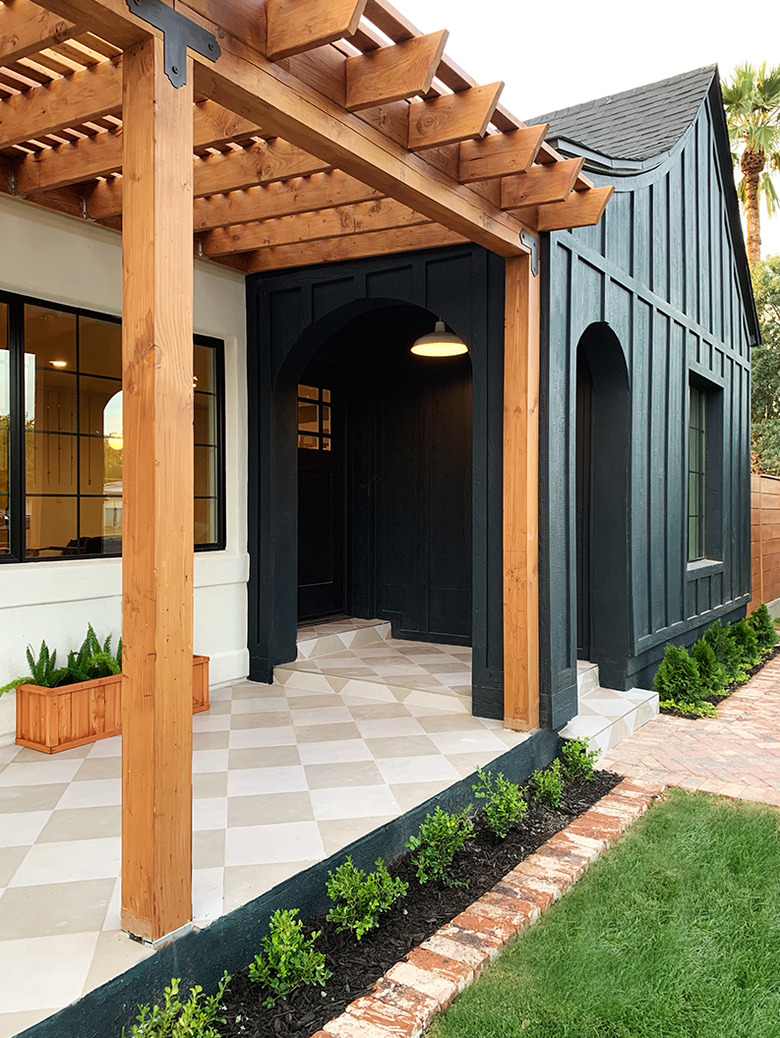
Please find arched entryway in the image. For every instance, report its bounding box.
[292,304,473,637]
[575,323,632,688]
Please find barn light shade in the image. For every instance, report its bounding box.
[411,320,468,357]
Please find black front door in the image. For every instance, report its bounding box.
[297,383,346,622]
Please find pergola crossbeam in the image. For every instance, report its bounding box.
[266,0,368,62]
[0,0,79,68]
[408,81,503,151]
[345,30,447,111]
[501,157,585,210]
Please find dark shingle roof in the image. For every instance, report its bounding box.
[528,66,718,164]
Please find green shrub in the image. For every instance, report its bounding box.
[248,909,331,1007]
[730,618,760,670]
[653,645,703,705]
[690,639,727,697]
[472,767,528,839]
[405,806,475,886]
[749,603,778,655]
[531,758,565,809]
[128,973,229,1038]
[703,620,742,682]
[561,737,600,782]
[658,698,717,718]
[326,857,408,939]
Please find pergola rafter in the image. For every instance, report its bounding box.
[0,0,614,944]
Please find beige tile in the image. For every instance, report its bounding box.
[365,735,440,759]
[36,805,120,843]
[294,722,361,743]
[417,714,486,733]
[12,745,92,764]
[222,861,319,914]
[81,930,154,997]
[0,1008,57,1038]
[229,711,291,730]
[193,771,228,798]
[0,784,67,814]
[316,815,396,857]
[207,699,232,715]
[347,703,415,721]
[304,759,384,790]
[193,730,231,751]
[446,751,506,777]
[228,790,314,827]
[227,745,301,771]
[230,684,285,699]
[0,846,28,887]
[389,781,452,812]
[193,828,226,870]
[287,693,347,710]
[0,878,115,938]
[72,757,121,782]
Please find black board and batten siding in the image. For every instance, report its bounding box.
[540,77,756,726]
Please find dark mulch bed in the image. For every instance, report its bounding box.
[218,769,622,1038]
[661,645,780,718]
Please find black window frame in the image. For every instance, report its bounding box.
[686,373,723,567]
[0,289,226,562]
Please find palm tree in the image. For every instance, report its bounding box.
[722,63,780,267]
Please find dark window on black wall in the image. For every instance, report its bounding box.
[0,290,225,561]
[687,377,723,565]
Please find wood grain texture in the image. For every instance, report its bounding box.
[0,0,79,67]
[266,0,367,61]
[535,184,614,231]
[120,34,194,943]
[503,253,540,732]
[501,157,584,210]
[345,30,447,111]
[408,82,504,151]
[459,125,548,182]
[752,474,780,605]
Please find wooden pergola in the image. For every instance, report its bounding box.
[0,0,612,943]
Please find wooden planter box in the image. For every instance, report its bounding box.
[16,655,210,754]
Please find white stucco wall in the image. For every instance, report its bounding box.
[0,195,250,744]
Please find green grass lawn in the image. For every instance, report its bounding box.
[429,790,780,1038]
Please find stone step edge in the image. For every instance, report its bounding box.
[309,776,665,1038]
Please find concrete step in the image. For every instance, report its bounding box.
[295,619,391,661]
[564,661,659,753]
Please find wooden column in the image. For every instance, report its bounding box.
[121,34,195,942]
[503,252,541,731]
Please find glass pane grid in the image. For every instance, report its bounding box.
[688,386,706,562]
[297,385,332,451]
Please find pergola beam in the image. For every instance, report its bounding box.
[200,196,427,255]
[28,0,532,257]
[0,0,80,68]
[459,125,548,183]
[535,184,614,231]
[408,82,503,151]
[266,0,368,61]
[501,157,585,210]
[345,30,447,111]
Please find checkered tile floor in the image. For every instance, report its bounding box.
[0,621,528,1038]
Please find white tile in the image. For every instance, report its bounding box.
[310,785,400,821]
[102,877,122,931]
[208,687,233,701]
[227,766,307,797]
[0,932,99,1012]
[0,811,51,848]
[9,837,120,886]
[0,760,82,787]
[224,821,323,866]
[56,779,121,809]
[231,697,289,714]
[428,729,508,755]
[297,740,373,765]
[192,713,232,732]
[354,717,426,739]
[86,736,122,758]
[375,755,460,785]
[193,867,224,924]
[193,796,228,832]
[228,726,296,749]
[193,749,230,774]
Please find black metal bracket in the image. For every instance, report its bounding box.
[520,229,539,277]
[125,0,221,89]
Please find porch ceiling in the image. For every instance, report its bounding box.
[0,0,613,272]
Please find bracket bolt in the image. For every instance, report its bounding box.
[171,65,179,74]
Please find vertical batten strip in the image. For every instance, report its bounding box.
[503,253,541,731]
[121,34,195,942]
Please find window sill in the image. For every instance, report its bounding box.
[686,558,724,580]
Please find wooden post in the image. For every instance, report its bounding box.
[121,34,195,942]
[503,252,541,731]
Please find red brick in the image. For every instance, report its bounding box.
[421,932,490,971]
[450,905,521,943]
[384,961,460,1009]
[405,945,474,990]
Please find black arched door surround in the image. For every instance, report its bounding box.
[575,324,632,687]
[294,304,473,635]
[246,245,507,719]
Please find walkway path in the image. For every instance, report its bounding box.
[600,654,780,806]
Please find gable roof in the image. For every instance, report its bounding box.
[529,66,718,169]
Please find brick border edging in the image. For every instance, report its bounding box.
[310,778,665,1038]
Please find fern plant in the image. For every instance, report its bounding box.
[0,625,123,697]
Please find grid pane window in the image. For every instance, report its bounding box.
[688,385,706,562]
[297,385,332,451]
[0,293,224,561]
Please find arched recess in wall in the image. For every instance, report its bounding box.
[270,297,474,662]
[575,323,633,688]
